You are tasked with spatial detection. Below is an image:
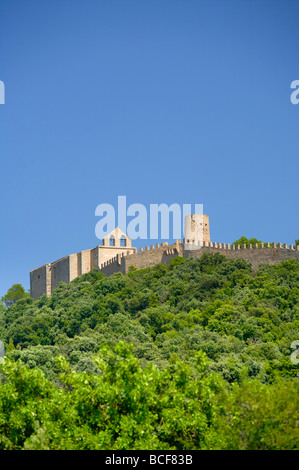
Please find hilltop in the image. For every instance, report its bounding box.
[0,252,298,449]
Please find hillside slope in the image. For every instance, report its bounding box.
[0,253,298,449]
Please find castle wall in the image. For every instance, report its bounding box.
[30,264,51,299]
[123,242,183,272]
[90,245,136,270]
[99,253,126,276]
[90,247,99,270]
[30,239,299,300]
[184,242,299,270]
[69,253,78,282]
[30,244,137,299]
[77,249,91,276]
[51,256,71,292]
[99,246,136,264]
[99,241,183,276]
[99,242,299,279]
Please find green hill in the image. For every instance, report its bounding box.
[0,253,298,449]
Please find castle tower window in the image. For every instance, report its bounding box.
[109,236,115,247]
[120,236,127,247]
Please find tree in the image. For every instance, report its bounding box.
[1,284,30,307]
[232,236,263,247]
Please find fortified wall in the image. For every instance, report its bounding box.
[183,241,299,270]
[30,227,136,299]
[99,240,299,277]
[99,240,183,276]
[30,213,299,299]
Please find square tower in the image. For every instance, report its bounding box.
[184,214,210,247]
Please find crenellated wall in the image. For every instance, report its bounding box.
[184,241,299,270]
[98,241,299,277]
[99,240,183,276]
[30,239,299,299]
[30,240,136,299]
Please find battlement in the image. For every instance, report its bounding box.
[98,240,182,277]
[30,214,299,299]
[183,241,299,271]
[30,230,136,299]
[185,241,299,251]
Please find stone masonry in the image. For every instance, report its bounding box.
[30,214,299,299]
[99,241,299,277]
[30,227,136,299]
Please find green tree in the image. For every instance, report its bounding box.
[1,284,30,307]
[232,236,263,247]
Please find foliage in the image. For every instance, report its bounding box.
[0,253,299,449]
[0,342,298,450]
[232,236,263,247]
[232,235,299,247]
[1,284,30,307]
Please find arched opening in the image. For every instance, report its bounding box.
[120,236,126,247]
[109,236,115,247]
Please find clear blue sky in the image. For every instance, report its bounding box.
[0,0,298,298]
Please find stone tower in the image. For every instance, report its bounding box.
[184,214,210,246]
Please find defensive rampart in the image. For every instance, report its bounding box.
[183,241,299,270]
[99,241,183,276]
[30,240,299,299]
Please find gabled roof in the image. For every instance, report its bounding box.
[104,226,129,240]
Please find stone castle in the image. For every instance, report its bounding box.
[30,214,299,299]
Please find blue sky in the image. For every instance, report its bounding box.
[0,0,298,297]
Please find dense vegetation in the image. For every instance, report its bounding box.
[0,252,298,449]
